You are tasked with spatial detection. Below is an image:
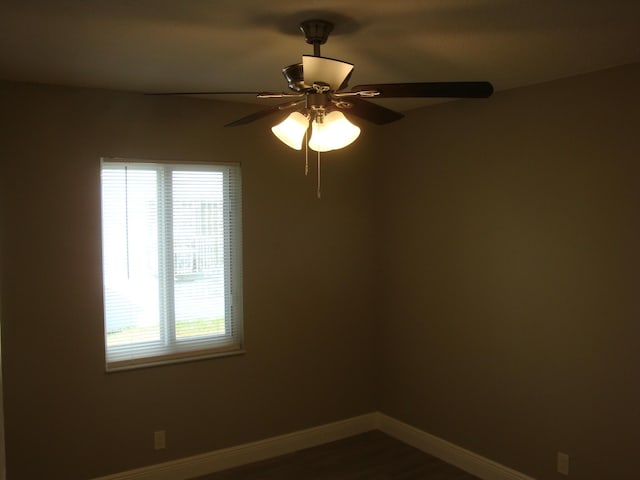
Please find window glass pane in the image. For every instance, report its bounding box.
[102,167,161,346]
[101,159,243,371]
[172,171,226,339]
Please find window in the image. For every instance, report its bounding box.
[100,159,243,371]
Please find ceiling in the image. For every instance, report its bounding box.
[1,0,639,112]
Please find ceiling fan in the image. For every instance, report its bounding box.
[154,19,493,196]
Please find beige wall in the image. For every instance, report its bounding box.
[376,62,640,480]
[2,62,640,480]
[0,82,377,479]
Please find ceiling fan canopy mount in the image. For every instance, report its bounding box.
[300,19,334,47]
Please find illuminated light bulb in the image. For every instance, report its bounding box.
[271,112,309,150]
[308,111,361,152]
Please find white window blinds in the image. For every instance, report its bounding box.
[100,159,243,371]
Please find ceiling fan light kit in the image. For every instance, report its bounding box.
[154,18,493,197]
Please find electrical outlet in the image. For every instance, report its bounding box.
[154,430,166,450]
[557,452,569,475]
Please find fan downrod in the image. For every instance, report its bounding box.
[300,19,334,56]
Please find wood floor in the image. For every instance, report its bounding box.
[191,430,480,480]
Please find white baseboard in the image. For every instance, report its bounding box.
[94,412,535,480]
[92,413,377,480]
[375,413,535,480]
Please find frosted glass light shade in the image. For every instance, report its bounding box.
[308,111,361,152]
[271,112,309,150]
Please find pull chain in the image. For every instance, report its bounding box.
[304,130,309,176]
[317,152,322,199]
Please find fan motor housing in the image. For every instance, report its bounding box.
[282,63,306,91]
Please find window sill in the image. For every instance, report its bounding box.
[106,346,246,372]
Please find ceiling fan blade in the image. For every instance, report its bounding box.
[351,82,494,98]
[147,91,264,96]
[303,56,354,91]
[224,101,301,127]
[341,97,404,125]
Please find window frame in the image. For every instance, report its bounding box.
[100,158,244,371]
